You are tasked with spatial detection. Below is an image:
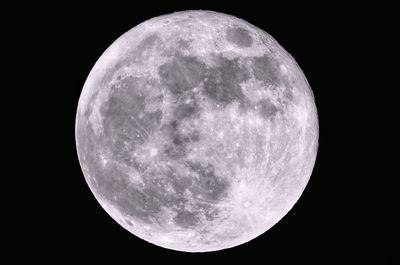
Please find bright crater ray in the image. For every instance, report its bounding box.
[75,10,319,252]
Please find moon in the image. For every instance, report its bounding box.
[75,10,318,252]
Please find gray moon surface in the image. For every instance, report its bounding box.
[75,10,319,252]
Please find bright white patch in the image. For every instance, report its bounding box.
[150,148,158,157]
[203,111,215,122]
[280,64,288,74]
[217,131,225,139]
[243,201,252,208]
[99,154,108,166]
[247,116,264,127]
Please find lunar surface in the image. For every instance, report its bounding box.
[75,10,318,252]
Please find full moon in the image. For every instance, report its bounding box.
[75,10,318,252]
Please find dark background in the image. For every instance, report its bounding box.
[11,1,395,263]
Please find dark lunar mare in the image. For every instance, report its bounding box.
[202,56,250,107]
[99,76,163,168]
[226,27,253,47]
[251,55,282,86]
[251,55,294,104]
[158,54,205,96]
[167,161,230,228]
[257,98,280,119]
